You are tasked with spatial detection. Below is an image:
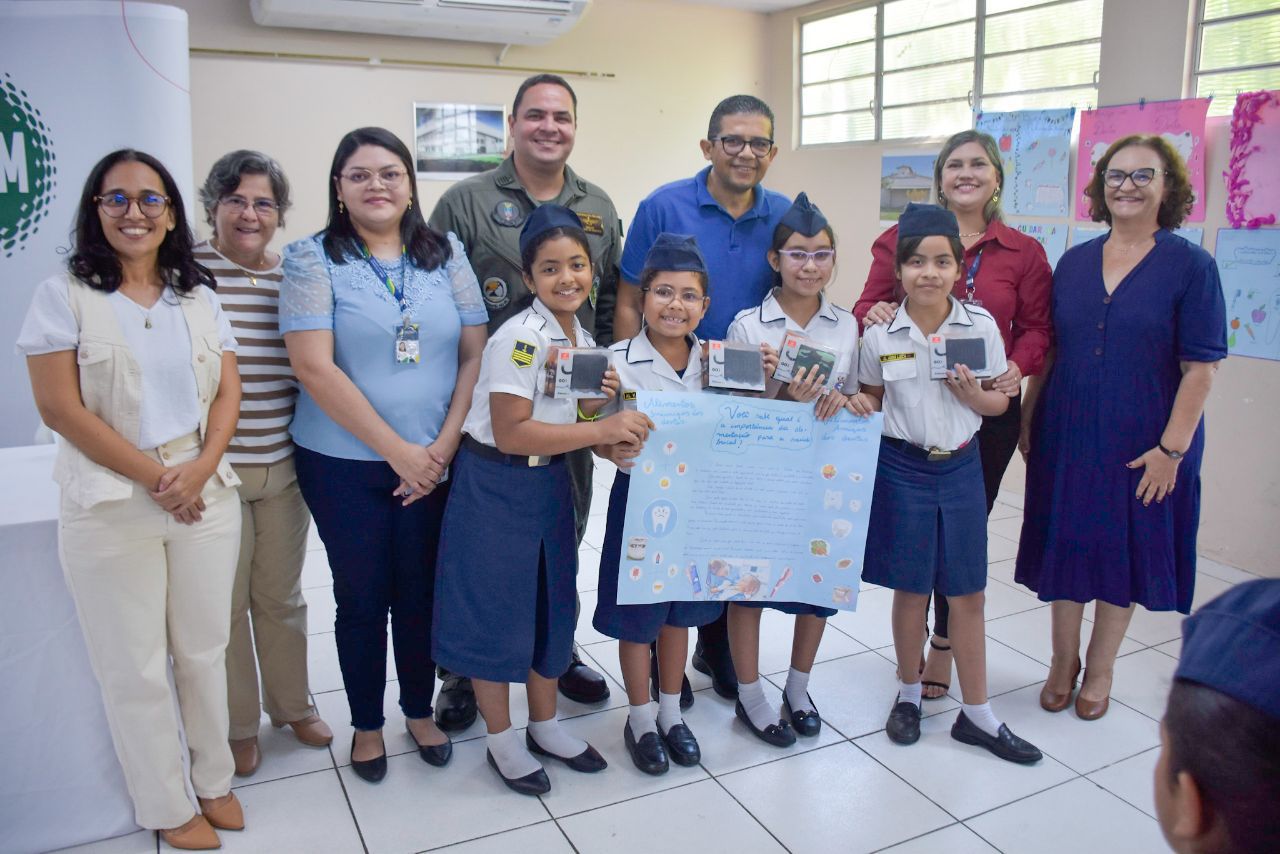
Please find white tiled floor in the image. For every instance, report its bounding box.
[58,472,1264,854]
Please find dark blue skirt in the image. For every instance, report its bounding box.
[737,600,837,618]
[433,446,578,682]
[861,439,988,597]
[593,472,723,644]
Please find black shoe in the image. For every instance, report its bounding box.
[692,641,738,700]
[782,694,822,738]
[486,749,551,796]
[558,651,611,704]
[624,721,669,775]
[886,701,921,745]
[659,721,701,766]
[649,648,695,711]
[350,733,387,783]
[405,719,452,767]
[950,712,1043,764]
[433,672,477,732]
[525,731,608,773]
[734,700,796,747]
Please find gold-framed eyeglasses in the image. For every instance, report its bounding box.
[340,167,408,188]
[95,192,170,219]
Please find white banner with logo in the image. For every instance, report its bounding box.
[0,1,192,447]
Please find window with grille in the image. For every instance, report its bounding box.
[1194,0,1280,117]
[799,0,1103,145]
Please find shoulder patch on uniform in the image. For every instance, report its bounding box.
[577,212,605,235]
[880,352,915,363]
[510,340,537,367]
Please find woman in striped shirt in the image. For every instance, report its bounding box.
[196,150,332,778]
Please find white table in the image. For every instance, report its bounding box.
[0,444,139,853]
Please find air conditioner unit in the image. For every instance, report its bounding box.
[249,0,591,46]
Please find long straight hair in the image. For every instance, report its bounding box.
[321,127,451,270]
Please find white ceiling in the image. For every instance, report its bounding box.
[682,0,816,13]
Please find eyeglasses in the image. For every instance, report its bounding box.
[644,284,706,306]
[340,167,408,188]
[1103,167,1166,188]
[778,249,836,266]
[710,135,774,157]
[94,192,170,219]
[220,195,279,216]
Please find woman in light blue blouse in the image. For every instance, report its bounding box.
[280,127,488,783]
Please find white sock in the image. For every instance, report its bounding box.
[628,703,656,736]
[657,691,683,733]
[527,716,588,759]
[961,702,1002,738]
[737,678,777,730]
[784,667,815,713]
[897,679,922,708]
[487,727,541,778]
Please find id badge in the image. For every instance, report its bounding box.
[395,321,421,365]
[963,295,984,307]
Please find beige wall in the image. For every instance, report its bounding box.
[763,0,1279,576]
[160,0,768,242]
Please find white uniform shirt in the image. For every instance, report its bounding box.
[463,297,595,447]
[857,296,1007,451]
[726,288,857,392]
[606,330,705,418]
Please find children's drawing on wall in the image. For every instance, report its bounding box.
[1217,227,1280,361]
[1225,89,1280,230]
[880,153,936,223]
[975,108,1075,217]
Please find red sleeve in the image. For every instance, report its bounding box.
[853,225,901,327]
[1006,239,1053,377]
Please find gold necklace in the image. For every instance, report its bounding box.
[959,230,984,238]
[212,239,271,286]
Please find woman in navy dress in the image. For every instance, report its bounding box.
[1016,136,1226,721]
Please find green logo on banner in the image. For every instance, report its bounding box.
[1,72,57,259]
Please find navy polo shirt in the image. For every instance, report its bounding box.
[621,166,790,339]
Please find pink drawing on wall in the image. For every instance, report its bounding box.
[1075,98,1210,222]
[1225,90,1280,230]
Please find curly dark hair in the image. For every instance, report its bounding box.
[1084,135,1194,228]
[321,127,451,271]
[69,149,214,295]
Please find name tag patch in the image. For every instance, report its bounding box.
[577,212,605,235]
[880,352,915,363]
[510,340,537,368]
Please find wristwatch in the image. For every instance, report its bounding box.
[1157,442,1184,460]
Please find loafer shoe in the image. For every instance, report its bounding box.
[350,733,387,783]
[886,701,921,745]
[782,694,822,738]
[649,648,694,710]
[624,721,669,775]
[197,792,244,831]
[734,700,796,747]
[525,731,608,773]
[406,719,452,767]
[272,714,333,747]
[434,672,478,732]
[229,736,260,777]
[486,749,550,796]
[692,642,738,700]
[161,815,220,850]
[659,721,701,766]
[950,712,1043,764]
[558,651,610,704]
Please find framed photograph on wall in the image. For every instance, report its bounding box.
[413,103,507,180]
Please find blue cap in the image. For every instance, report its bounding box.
[779,192,829,236]
[898,203,960,240]
[519,204,584,259]
[1175,579,1280,719]
[642,233,708,276]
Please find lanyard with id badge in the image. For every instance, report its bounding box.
[362,243,419,365]
[963,248,984,307]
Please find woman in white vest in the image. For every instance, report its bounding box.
[18,150,245,851]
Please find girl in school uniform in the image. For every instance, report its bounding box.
[724,193,856,746]
[592,233,724,775]
[852,203,1041,763]
[433,205,654,795]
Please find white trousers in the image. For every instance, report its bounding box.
[58,433,241,829]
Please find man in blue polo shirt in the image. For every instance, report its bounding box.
[613,95,788,703]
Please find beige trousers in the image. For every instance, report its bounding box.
[226,456,315,739]
[59,433,241,830]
